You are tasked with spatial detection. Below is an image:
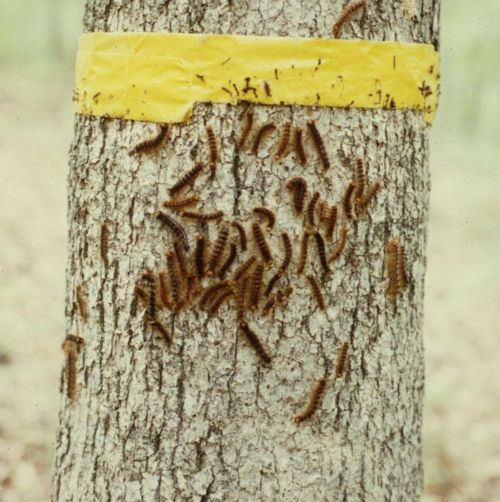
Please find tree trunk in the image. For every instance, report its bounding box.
[53,1,440,501]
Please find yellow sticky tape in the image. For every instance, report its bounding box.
[75,33,439,125]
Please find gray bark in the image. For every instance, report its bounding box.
[53,1,440,501]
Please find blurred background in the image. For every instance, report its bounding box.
[0,1,499,500]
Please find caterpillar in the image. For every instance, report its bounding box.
[325,205,338,241]
[158,271,171,309]
[208,289,233,316]
[293,127,307,166]
[231,221,247,251]
[279,232,292,274]
[314,232,330,273]
[200,281,231,309]
[307,191,321,227]
[130,124,170,154]
[168,162,204,196]
[150,318,172,345]
[233,255,257,281]
[335,342,349,378]
[329,226,348,262]
[194,235,206,279]
[386,239,399,300]
[235,276,249,321]
[306,275,326,310]
[252,222,273,264]
[173,239,189,279]
[294,377,327,424]
[355,181,381,216]
[238,322,272,364]
[146,279,158,320]
[181,210,224,222]
[297,230,310,275]
[62,339,78,401]
[251,122,276,155]
[306,121,330,170]
[286,177,307,214]
[238,109,254,150]
[206,125,219,176]
[253,207,276,230]
[157,212,190,251]
[353,158,366,199]
[185,273,199,302]
[217,242,237,280]
[75,284,88,322]
[342,182,356,220]
[100,222,109,267]
[207,226,229,276]
[134,284,149,309]
[167,251,181,308]
[262,295,276,317]
[274,121,292,160]
[248,262,264,311]
[332,0,367,39]
[264,273,280,298]
[162,194,200,209]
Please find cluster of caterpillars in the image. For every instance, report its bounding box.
[67,110,409,424]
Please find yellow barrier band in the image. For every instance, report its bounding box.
[75,33,440,125]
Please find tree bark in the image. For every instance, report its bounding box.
[53,1,440,501]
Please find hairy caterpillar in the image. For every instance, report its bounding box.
[342,182,356,220]
[233,256,257,281]
[253,207,276,230]
[251,122,276,155]
[168,162,204,196]
[75,284,88,322]
[252,223,273,264]
[200,281,232,309]
[286,177,307,214]
[206,125,219,176]
[294,377,327,424]
[100,222,109,267]
[335,342,349,378]
[264,273,280,298]
[307,191,321,227]
[167,252,181,308]
[306,121,330,170]
[181,210,224,222]
[274,122,292,160]
[353,158,366,200]
[130,124,170,154]
[332,0,367,38]
[235,276,249,321]
[306,274,326,310]
[248,262,264,311]
[157,212,190,251]
[293,127,307,166]
[217,242,237,280]
[314,232,330,273]
[162,194,200,209]
[325,205,338,241]
[207,226,229,276]
[208,289,233,316]
[297,230,310,275]
[238,322,272,364]
[231,221,247,251]
[355,181,381,216]
[329,226,348,262]
[238,109,254,150]
[158,271,171,309]
[194,235,206,279]
[279,232,292,274]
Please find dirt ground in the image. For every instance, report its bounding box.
[0,71,498,501]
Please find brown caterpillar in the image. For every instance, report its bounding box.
[306,121,330,170]
[306,275,326,310]
[185,273,199,302]
[167,252,181,308]
[168,162,204,196]
[130,124,170,154]
[286,177,307,214]
[206,125,219,176]
[100,222,109,267]
[274,121,292,160]
[396,242,407,293]
[251,122,276,155]
[307,191,321,226]
[264,273,280,298]
[325,205,338,241]
[217,242,237,280]
[248,262,264,311]
[386,240,399,300]
[158,271,171,309]
[200,281,231,309]
[238,109,254,150]
[238,322,272,364]
[332,0,367,38]
[342,182,356,220]
[252,222,273,264]
[162,194,200,209]
[355,181,381,216]
[297,230,310,275]
[253,207,276,230]
[181,210,224,222]
[294,377,327,424]
[231,221,247,251]
[145,275,159,321]
[353,158,366,199]
[233,256,257,281]
[293,127,307,166]
[194,235,206,279]
[329,226,348,262]
[173,239,189,279]
[150,318,172,345]
[335,342,349,378]
[75,284,88,322]
[235,276,249,321]
[279,232,292,274]
[314,232,330,273]
[157,212,190,251]
[62,338,78,401]
[208,289,233,316]
[262,296,276,316]
[207,226,229,276]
